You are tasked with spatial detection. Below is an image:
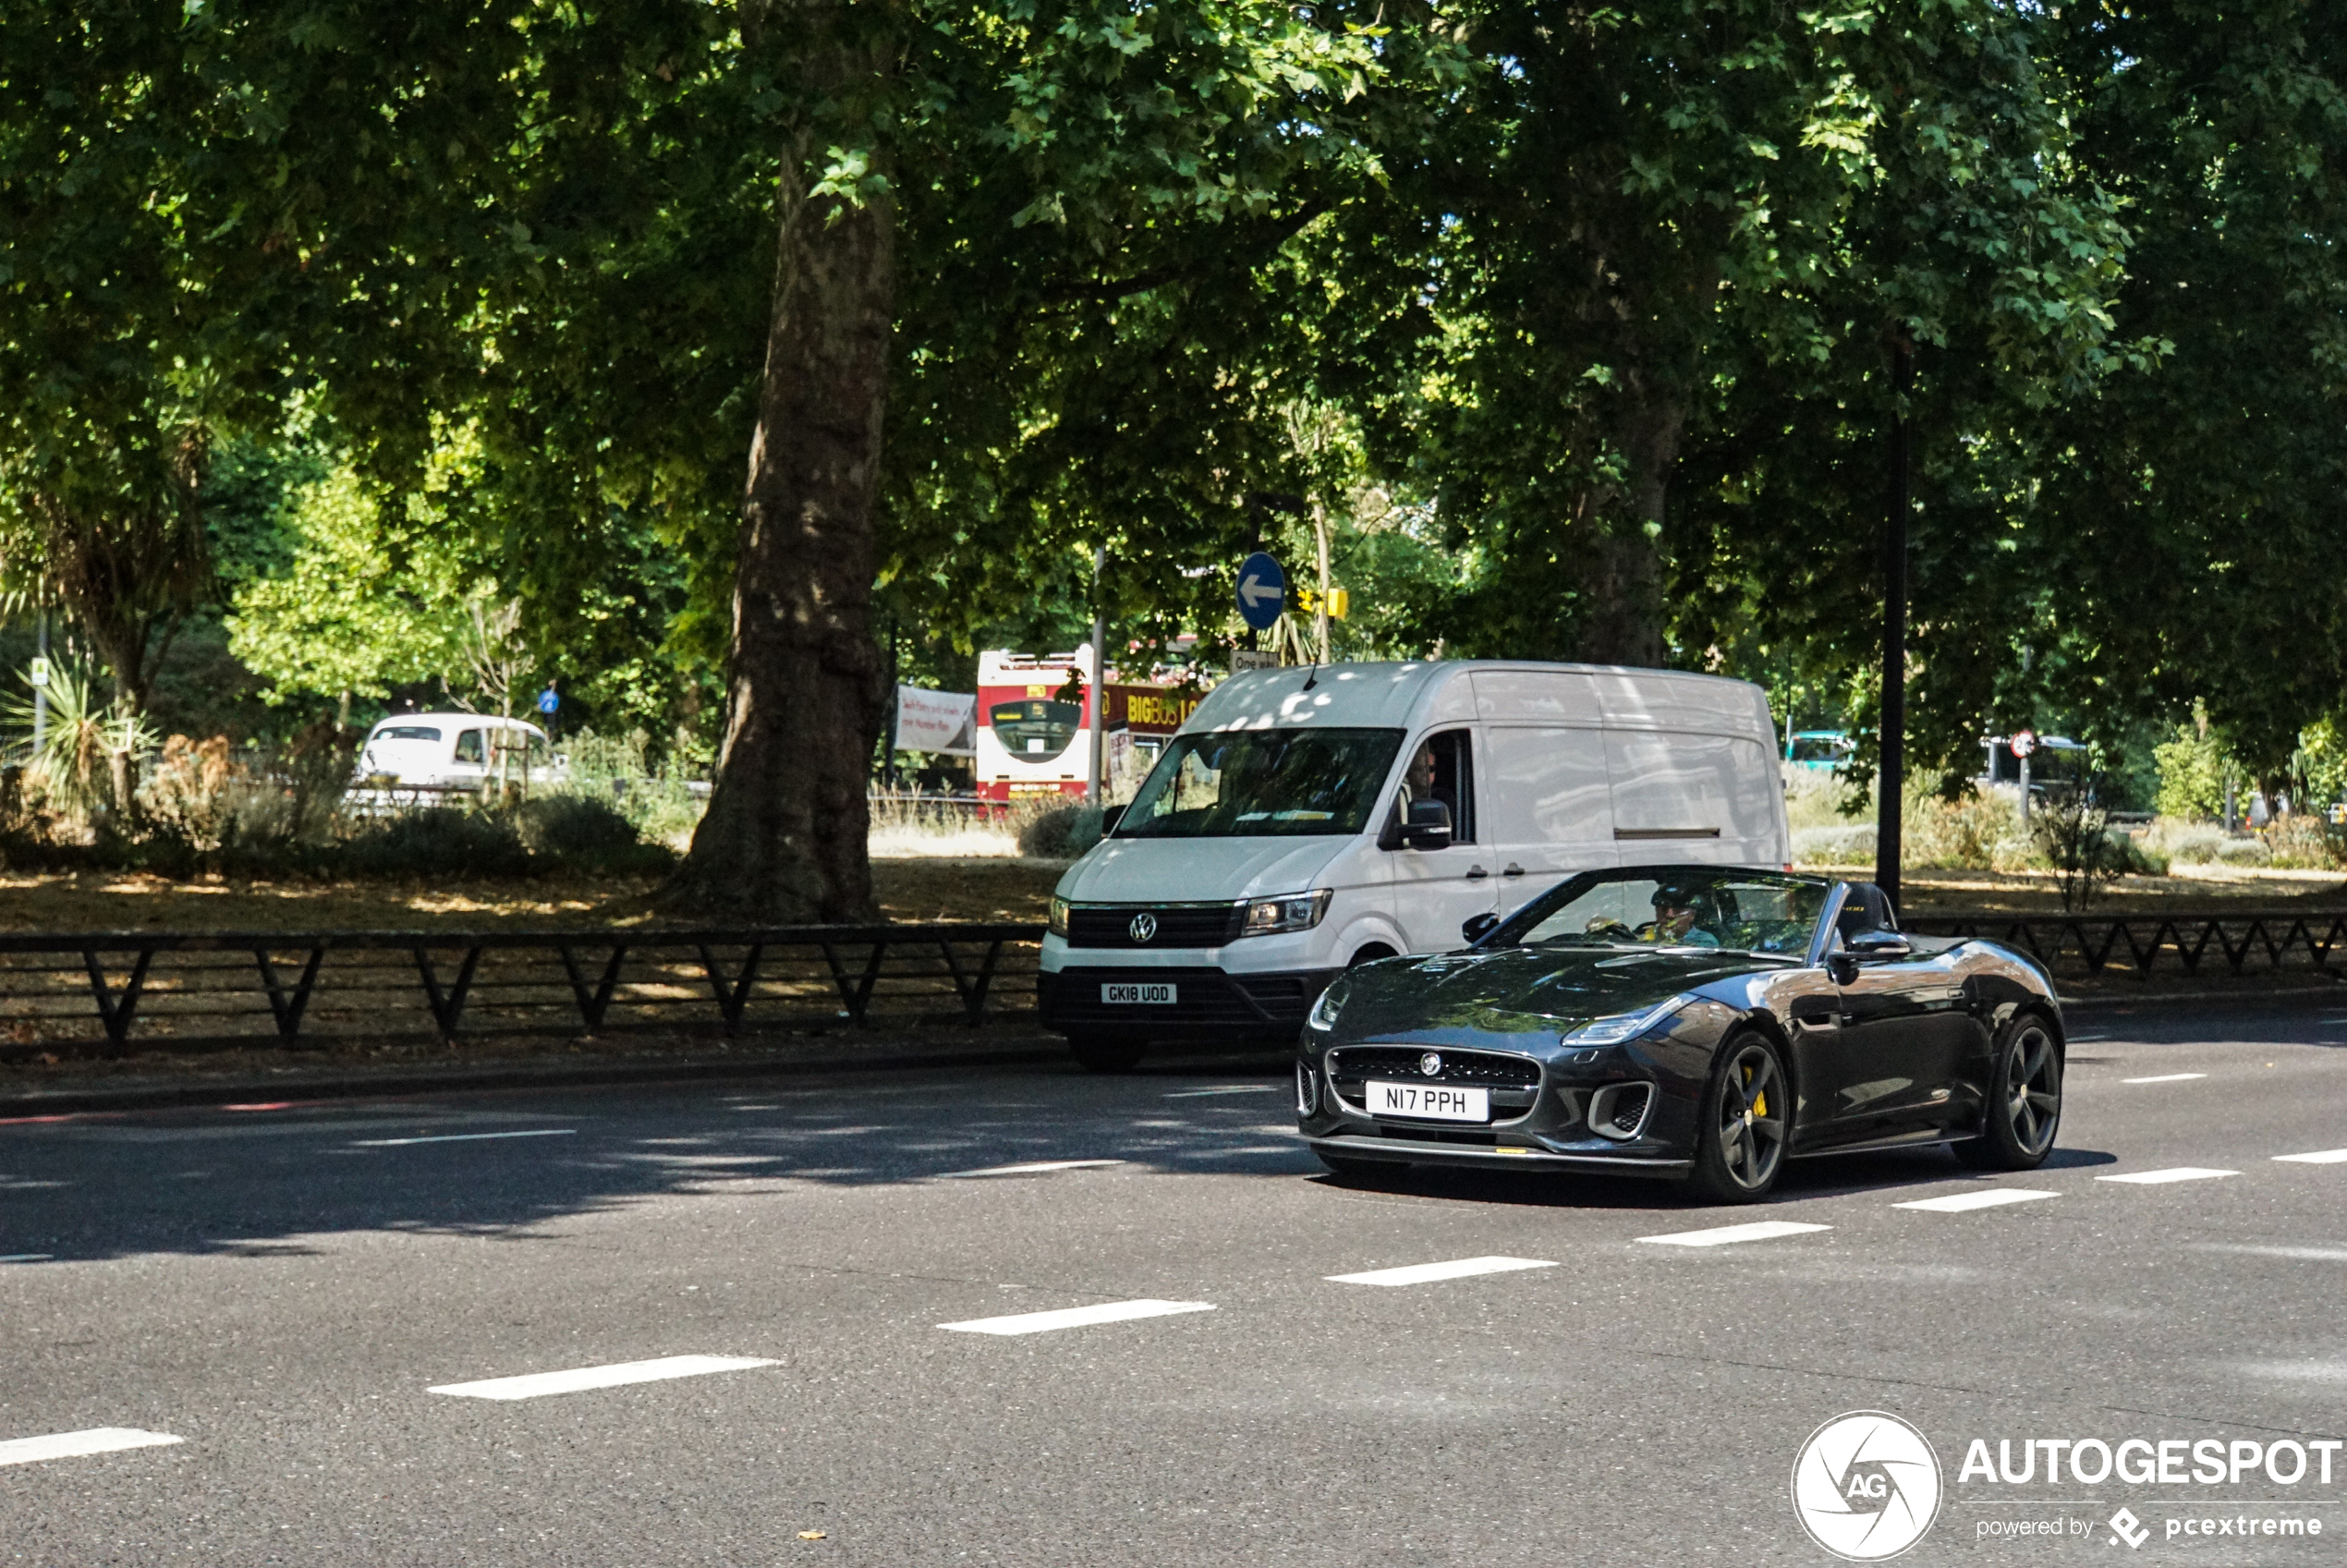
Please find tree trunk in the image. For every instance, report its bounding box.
[663,20,895,922]
[1572,392,1681,668]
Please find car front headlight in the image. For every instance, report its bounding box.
[1307,981,1349,1031]
[1048,895,1070,938]
[1240,889,1332,938]
[1563,994,1694,1047]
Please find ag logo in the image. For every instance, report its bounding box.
[1791,1411,1942,1561]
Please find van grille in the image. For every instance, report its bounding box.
[1065,905,1244,949]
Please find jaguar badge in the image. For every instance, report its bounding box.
[1418,1051,1442,1077]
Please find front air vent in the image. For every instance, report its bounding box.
[1587,1081,1655,1141]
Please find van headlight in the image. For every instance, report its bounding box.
[1048,896,1070,938]
[1563,994,1694,1046]
[1240,889,1332,938]
[1307,981,1348,1031]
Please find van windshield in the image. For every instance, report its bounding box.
[1114,728,1403,839]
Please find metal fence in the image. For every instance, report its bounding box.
[0,923,1046,1058]
[1905,909,2347,978]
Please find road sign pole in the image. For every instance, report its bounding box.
[1875,338,1911,914]
[31,611,46,756]
[1312,501,1331,665]
[1087,546,1106,803]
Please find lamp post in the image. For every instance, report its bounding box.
[1875,338,1913,913]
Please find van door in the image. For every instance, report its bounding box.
[1385,728,1498,952]
[1605,731,1777,866]
[1482,726,1614,914]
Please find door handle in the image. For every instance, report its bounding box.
[1465,865,1490,881]
[1502,862,1526,878]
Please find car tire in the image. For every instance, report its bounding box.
[1068,1034,1146,1074]
[1686,1030,1791,1204]
[1314,1151,1404,1182]
[1955,1013,2061,1170]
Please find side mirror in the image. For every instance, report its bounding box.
[1462,911,1501,945]
[1848,930,1913,963]
[1826,953,1859,987]
[1100,804,1125,835]
[1398,798,1453,852]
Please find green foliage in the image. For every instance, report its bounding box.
[0,661,153,819]
[2154,722,2231,820]
[517,793,675,873]
[225,461,475,706]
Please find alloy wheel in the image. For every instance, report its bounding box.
[1718,1042,1786,1191]
[2003,1025,2061,1157]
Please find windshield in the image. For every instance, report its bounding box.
[1495,868,1829,955]
[1114,727,1404,839]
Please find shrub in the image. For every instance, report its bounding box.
[336,808,532,878]
[2216,836,2272,867]
[1793,824,1875,867]
[518,793,675,873]
[2260,815,2345,870]
[2029,784,2140,909]
[1015,799,1104,858]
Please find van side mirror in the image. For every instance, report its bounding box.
[1462,911,1501,945]
[1100,804,1125,835]
[1398,798,1453,851]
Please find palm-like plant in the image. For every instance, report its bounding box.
[2,662,156,820]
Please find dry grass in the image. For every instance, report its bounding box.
[0,857,1065,933]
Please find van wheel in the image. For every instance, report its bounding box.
[1348,944,1397,967]
[1069,1034,1145,1074]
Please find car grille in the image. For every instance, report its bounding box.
[1325,1046,1540,1088]
[1064,904,1244,949]
[1040,967,1317,1029]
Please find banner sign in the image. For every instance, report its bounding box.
[894,687,977,756]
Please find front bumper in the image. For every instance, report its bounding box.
[1039,965,1343,1042]
[1303,1133,1691,1177]
[1295,1037,1699,1173]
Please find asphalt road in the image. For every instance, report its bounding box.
[4,1000,2347,1566]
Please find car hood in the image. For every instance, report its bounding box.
[1057,833,1348,902]
[1331,943,1787,1039]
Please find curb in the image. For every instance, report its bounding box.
[0,1037,1071,1119]
[2062,983,2345,1012]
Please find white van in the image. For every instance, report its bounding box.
[1038,661,1790,1068]
[354,712,556,789]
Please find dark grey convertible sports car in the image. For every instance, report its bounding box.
[1295,865,2064,1202]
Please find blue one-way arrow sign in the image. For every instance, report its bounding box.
[1235,551,1286,631]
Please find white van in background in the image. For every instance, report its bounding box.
[354,712,557,790]
[1038,661,1790,1069]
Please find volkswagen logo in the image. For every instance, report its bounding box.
[1128,912,1158,943]
[1418,1051,1442,1077]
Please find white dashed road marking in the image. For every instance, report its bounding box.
[0,1428,182,1467]
[0,1253,52,1263]
[354,1129,578,1147]
[428,1355,778,1401]
[1892,1188,2061,1213]
[1163,1087,1280,1099]
[2121,1073,2207,1085]
[1327,1256,1559,1287]
[939,1299,1214,1335]
[942,1159,1125,1178]
[2273,1149,2347,1164]
[2097,1167,2240,1185]
[1636,1221,1830,1248]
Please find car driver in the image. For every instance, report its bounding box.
[1642,882,1721,948]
